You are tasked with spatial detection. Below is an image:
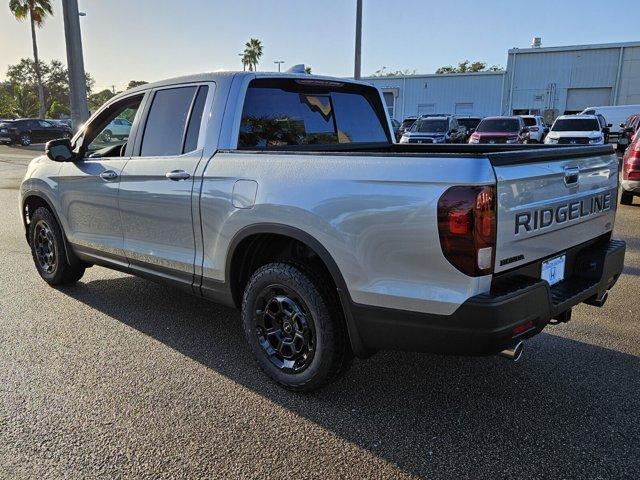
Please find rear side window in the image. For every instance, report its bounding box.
[238,79,389,148]
[183,85,209,153]
[141,86,197,156]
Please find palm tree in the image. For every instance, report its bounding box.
[243,38,263,72]
[9,0,52,118]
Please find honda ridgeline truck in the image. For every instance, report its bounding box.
[20,72,626,391]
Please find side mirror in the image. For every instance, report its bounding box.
[620,123,626,129]
[45,138,75,162]
[607,123,613,128]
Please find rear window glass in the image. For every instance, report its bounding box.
[476,118,520,133]
[522,117,537,126]
[141,86,197,156]
[238,79,389,148]
[552,119,600,132]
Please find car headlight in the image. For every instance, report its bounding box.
[589,136,603,144]
[468,136,479,144]
[506,137,519,144]
[436,136,446,143]
[399,135,409,144]
[545,137,558,144]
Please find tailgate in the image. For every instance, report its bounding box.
[489,146,618,273]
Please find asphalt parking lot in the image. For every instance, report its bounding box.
[1,144,639,479]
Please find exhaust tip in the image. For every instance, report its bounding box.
[499,341,524,362]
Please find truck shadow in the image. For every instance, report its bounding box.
[60,275,640,479]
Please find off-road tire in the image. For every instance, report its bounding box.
[242,262,351,391]
[28,207,85,285]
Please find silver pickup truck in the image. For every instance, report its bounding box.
[20,72,626,391]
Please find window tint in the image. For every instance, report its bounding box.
[522,117,537,127]
[476,118,520,133]
[141,86,197,156]
[238,79,388,148]
[551,119,600,132]
[183,85,209,153]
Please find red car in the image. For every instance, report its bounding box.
[468,116,528,144]
[621,131,640,205]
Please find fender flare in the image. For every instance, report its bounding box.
[21,191,79,267]
[226,223,370,357]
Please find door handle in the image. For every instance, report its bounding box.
[165,170,191,181]
[99,170,119,181]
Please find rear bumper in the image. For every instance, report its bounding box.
[348,238,625,357]
[621,179,640,194]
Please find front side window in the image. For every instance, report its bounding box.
[84,95,143,156]
[238,79,389,148]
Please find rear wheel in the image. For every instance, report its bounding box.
[620,191,634,205]
[101,130,112,142]
[29,207,85,285]
[19,133,31,146]
[242,262,351,391]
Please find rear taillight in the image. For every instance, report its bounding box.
[437,185,496,276]
[623,145,640,181]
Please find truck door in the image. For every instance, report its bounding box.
[117,84,211,291]
[58,93,145,263]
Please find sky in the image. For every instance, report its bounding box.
[1,0,640,92]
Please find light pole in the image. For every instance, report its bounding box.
[62,0,90,130]
[354,0,362,79]
[274,60,284,72]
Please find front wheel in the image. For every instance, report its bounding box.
[621,191,634,205]
[101,130,112,142]
[29,207,85,285]
[242,263,351,391]
[19,133,31,146]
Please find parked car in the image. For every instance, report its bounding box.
[46,118,73,129]
[581,105,640,136]
[616,114,640,153]
[621,130,640,205]
[399,115,465,144]
[519,115,548,143]
[0,118,72,146]
[100,117,132,142]
[396,116,416,141]
[390,118,401,141]
[455,116,482,142]
[468,116,528,144]
[20,72,625,391]
[544,115,607,145]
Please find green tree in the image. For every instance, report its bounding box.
[11,84,38,117]
[88,88,115,111]
[46,99,67,118]
[242,38,263,71]
[9,0,53,118]
[126,80,148,90]
[435,60,503,74]
[371,67,417,77]
[6,58,94,117]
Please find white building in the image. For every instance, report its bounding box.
[363,40,640,122]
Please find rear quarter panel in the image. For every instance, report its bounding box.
[199,152,496,315]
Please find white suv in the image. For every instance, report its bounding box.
[520,115,547,143]
[544,115,606,145]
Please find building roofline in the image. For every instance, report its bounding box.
[360,70,505,81]
[508,40,640,54]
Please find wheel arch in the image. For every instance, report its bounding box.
[226,223,369,357]
[22,192,77,266]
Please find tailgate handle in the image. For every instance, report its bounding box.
[564,167,579,186]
